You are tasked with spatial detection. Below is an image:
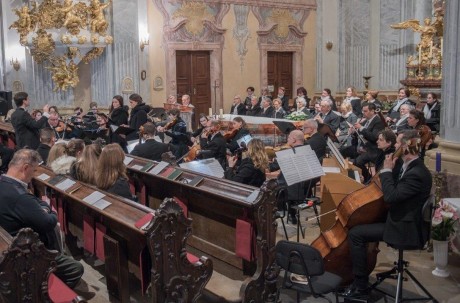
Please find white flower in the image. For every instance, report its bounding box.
[440,210,454,218]
[432,216,443,226]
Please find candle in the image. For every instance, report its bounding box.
[440,38,443,56]
[219,108,223,118]
[418,47,422,63]
[436,152,441,173]
[209,108,213,117]
[430,41,433,57]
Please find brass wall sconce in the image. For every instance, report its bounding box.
[325,41,333,51]
[10,58,20,71]
[140,38,149,51]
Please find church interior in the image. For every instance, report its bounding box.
[1,0,460,302]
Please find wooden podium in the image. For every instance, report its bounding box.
[319,157,364,231]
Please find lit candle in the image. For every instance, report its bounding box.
[436,152,441,173]
[219,108,223,118]
[209,108,213,117]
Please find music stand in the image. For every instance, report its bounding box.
[318,123,339,143]
[110,125,135,136]
[273,121,297,135]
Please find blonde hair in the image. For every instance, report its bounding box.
[340,102,352,112]
[73,144,102,185]
[67,139,85,158]
[96,144,128,190]
[47,143,68,166]
[246,139,269,171]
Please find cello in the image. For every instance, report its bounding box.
[311,169,388,284]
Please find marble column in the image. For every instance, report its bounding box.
[425,0,460,197]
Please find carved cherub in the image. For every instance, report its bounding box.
[62,0,85,35]
[9,6,36,44]
[89,0,112,35]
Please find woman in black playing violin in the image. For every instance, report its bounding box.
[157,108,188,158]
[226,116,250,154]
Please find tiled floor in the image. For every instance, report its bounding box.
[73,206,460,302]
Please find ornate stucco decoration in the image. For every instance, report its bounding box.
[9,0,113,92]
[233,5,250,71]
[253,7,309,45]
[172,2,213,36]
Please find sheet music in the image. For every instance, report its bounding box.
[180,158,224,178]
[354,171,361,183]
[327,137,346,169]
[36,173,50,181]
[55,179,76,191]
[237,134,252,147]
[126,140,139,153]
[149,161,169,175]
[124,156,134,166]
[275,145,325,186]
[83,191,106,205]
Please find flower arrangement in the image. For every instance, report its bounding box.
[431,200,459,241]
[285,111,308,121]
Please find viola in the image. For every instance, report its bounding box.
[311,175,387,284]
[164,118,178,131]
[183,127,210,162]
[223,128,238,141]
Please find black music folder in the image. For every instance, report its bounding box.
[273,121,297,135]
[110,125,135,136]
[318,123,339,143]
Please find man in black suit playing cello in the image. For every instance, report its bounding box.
[343,130,432,298]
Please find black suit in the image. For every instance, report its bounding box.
[230,103,246,116]
[387,99,415,120]
[246,106,261,117]
[305,132,327,161]
[11,108,48,149]
[321,111,341,133]
[272,108,287,119]
[348,158,432,289]
[130,139,170,161]
[259,106,274,118]
[199,132,227,168]
[279,95,290,112]
[424,102,441,132]
[36,144,51,165]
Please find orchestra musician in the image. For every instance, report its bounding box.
[303,119,327,161]
[340,103,385,183]
[157,108,189,158]
[130,122,170,161]
[226,116,250,154]
[336,102,358,147]
[246,96,262,117]
[191,114,210,140]
[225,138,267,187]
[343,130,432,298]
[407,109,433,159]
[95,112,110,144]
[230,95,246,115]
[125,94,150,141]
[374,129,397,173]
[258,96,274,118]
[385,87,416,124]
[422,92,441,132]
[315,98,340,133]
[11,91,50,150]
[198,120,227,168]
[109,95,129,126]
[47,112,68,140]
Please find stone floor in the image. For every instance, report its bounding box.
[72,206,460,302]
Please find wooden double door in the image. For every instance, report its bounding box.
[267,52,293,101]
[176,51,211,128]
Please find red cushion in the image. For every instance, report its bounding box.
[48,273,77,303]
[134,212,154,229]
[186,252,199,264]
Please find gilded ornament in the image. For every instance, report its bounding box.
[269,9,296,38]
[61,35,72,44]
[172,2,213,36]
[89,0,112,35]
[104,35,113,44]
[81,47,105,64]
[67,47,80,60]
[47,56,79,91]
[77,35,87,44]
[91,34,100,45]
[31,29,56,64]
[9,6,36,44]
[61,0,88,35]
[36,0,64,30]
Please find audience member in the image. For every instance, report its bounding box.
[71,143,102,184]
[36,128,55,165]
[131,122,170,161]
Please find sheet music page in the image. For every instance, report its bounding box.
[124,156,134,166]
[275,145,325,186]
[83,191,106,205]
[180,158,224,178]
[36,173,50,181]
[126,140,139,153]
[55,179,76,191]
[149,161,169,175]
[327,137,346,169]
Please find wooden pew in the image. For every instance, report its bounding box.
[31,166,212,303]
[125,155,280,302]
[0,227,86,302]
[0,121,16,149]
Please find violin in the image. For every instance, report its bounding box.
[163,118,178,131]
[418,124,433,149]
[55,120,72,133]
[139,125,145,144]
[223,128,238,141]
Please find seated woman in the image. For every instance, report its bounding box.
[344,86,366,117]
[392,104,411,134]
[423,92,441,132]
[226,116,250,154]
[71,143,102,184]
[293,96,311,117]
[224,138,268,187]
[48,139,84,174]
[191,114,210,141]
[336,102,358,147]
[96,143,133,200]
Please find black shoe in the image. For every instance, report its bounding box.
[341,285,369,298]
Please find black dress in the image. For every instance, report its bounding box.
[127,103,150,141]
[224,158,266,187]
